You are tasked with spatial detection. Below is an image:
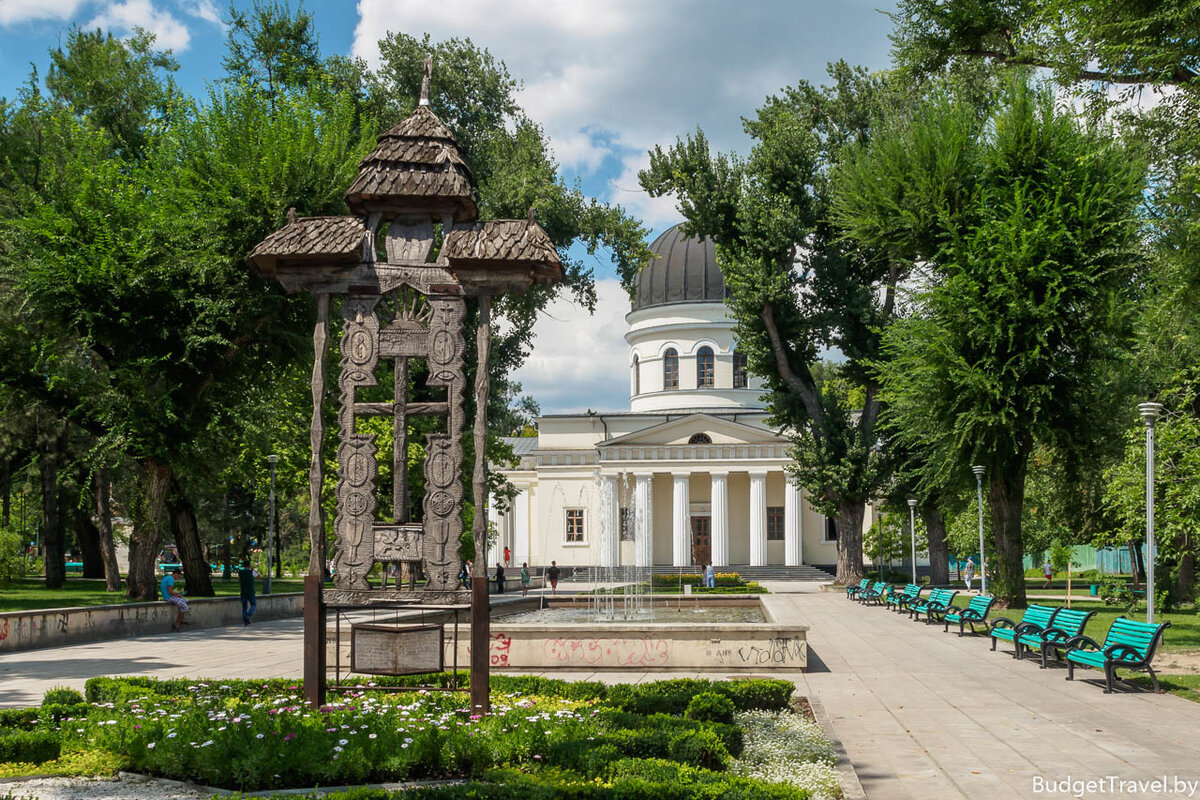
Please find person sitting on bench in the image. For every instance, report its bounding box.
[161,568,189,631]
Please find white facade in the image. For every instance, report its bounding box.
[490,227,864,570]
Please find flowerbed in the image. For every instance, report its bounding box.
[2,676,842,799]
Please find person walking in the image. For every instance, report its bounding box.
[547,561,560,595]
[1043,558,1054,589]
[964,557,976,592]
[161,568,188,631]
[705,563,716,589]
[458,561,471,589]
[237,559,257,625]
[503,546,511,566]
[520,562,530,596]
[494,562,506,594]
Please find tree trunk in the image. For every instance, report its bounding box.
[96,469,122,592]
[126,460,172,600]
[1,457,10,527]
[39,420,67,589]
[168,479,214,597]
[988,459,1029,609]
[834,500,866,585]
[1177,538,1195,603]
[74,509,105,578]
[1130,538,1145,588]
[921,504,950,585]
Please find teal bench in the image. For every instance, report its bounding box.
[909,588,958,623]
[846,578,870,600]
[886,584,922,613]
[989,604,1059,658]
[1065,617,1172,693]
[858,581,892,605]
[1021,607,1097,668]
[942,594,995,636]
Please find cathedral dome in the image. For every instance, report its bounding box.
[632,225,726,311]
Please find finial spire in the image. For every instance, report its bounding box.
[287,207,297,225]
[526,207,536,225]
[418,56,432,106]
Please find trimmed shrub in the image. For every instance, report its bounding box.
[0,729,61,764]
[669,728,730,771]
[686,693,736,724]
[39,703,90,725]
[0,708,39,730]
[42,687,84,707]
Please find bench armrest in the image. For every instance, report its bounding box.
[1040,627,1071,644]
[1104,643,1147,664]
[960,608,985,622]
[990,617,1018,630]
[1065,634,1102,652]
[1012,621,1044,638]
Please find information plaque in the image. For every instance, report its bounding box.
[350,623,444,675]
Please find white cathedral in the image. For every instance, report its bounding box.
[491,225,849,574]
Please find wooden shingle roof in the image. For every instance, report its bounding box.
[247,215,369,276]
[443,219,563,286]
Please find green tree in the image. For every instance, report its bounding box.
[639,63,902,584]
[836,77,1146,607]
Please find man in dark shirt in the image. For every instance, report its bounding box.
[494,562,506,594]
[237,559,257,625]
[547,561,560,595]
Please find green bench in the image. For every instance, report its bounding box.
[886,583,922,613]
[989,604,1058,658]
[858,581,892,605]
[942,594,996,636]
[846,578,870,600]
[909,588,958,623]
[1065,617,1172,693]
[1020,607,1097,668]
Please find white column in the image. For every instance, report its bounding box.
[710,471,729,567]
[486,493,501,567]
[749,470,767,566]
[634,473,654,567]
[513,486,530,566]
[672,472,690,567]
[600,474,620,567]
[784,479,803,566]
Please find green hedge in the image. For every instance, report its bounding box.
[653,572,745,588]
[0,708,39,730]
[0,729,60,764]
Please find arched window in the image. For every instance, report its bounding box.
[733,350,748,389]
[696,346,714,388]
[632,354,640,395]
[663,348,679,390]
[688,433,712,444]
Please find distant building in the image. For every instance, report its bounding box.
[491,225,852,572]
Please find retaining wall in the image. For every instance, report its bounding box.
[0,593,304,654]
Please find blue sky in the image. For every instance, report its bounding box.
[0,0,898,413]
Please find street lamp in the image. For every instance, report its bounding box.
[1138,402,1163,623]
[266,454,279,596]
[907,498,918,584]
[972,465,987,595]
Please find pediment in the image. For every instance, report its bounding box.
[598,413,784,448]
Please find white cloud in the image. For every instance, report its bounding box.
[510,278,633,414]
[608,151,683,230]
[182,0,222,29]
[351,0,897,214]
[88,0,191,51]
[0,0,86,25]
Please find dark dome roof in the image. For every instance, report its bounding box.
[632,225,727,311]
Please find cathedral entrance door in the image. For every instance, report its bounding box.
[691,516,711,567]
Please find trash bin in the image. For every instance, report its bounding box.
[1089,584,1098,596]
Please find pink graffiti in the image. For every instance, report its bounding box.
[543,635,669,667]
[490,632,512,667]
[0,619,8,642]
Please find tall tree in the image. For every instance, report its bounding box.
[835,77,1146,606]
[639,63,899,584]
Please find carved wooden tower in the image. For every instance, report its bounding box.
[248,60,562,706]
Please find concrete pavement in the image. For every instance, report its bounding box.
[2,583,1198,799]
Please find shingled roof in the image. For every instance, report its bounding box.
[443,218,563,285]
[345,104,478,221]
[247,215,369,277]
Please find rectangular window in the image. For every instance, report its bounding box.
[565,508,586,543]
[767,506,785,541]
[824,517,838,542]
[619,507,635,541]
[733,352,748,389]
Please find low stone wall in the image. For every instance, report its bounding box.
[0,593,304,654]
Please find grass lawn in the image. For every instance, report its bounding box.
[1126,673,1200,702]
[0,576,307,613]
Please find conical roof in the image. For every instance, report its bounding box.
[344,104,478,221]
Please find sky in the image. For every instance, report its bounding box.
[0,0,898,414]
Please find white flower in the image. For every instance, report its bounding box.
[147,743,156,749]
[338,738,349,745]
[256,733,264,739]
[368,733,377,739]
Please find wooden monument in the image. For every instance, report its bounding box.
[248,59,562,709]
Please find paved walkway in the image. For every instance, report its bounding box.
[2,584,1198,799]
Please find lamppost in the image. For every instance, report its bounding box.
[972,465,987,595]
[907,498,918,584]
[1138,402,1163,623]
[265,454,279,596]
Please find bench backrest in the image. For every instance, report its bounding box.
[1019,604,1059,630]
[1100,617,1170,658]
[1047,608,1094,637]
[902,583,921,597]
[858,578,870,589]
[869,581,887,594]
[925,588,957,606]
[965,595,994,616]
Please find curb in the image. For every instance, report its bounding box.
[116,771,464,797]
[805,694,868,800]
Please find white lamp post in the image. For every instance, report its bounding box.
[1138,402,1163,623]
[907,498,918,584]
[972,465,987,595]
[265,454,279,595]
